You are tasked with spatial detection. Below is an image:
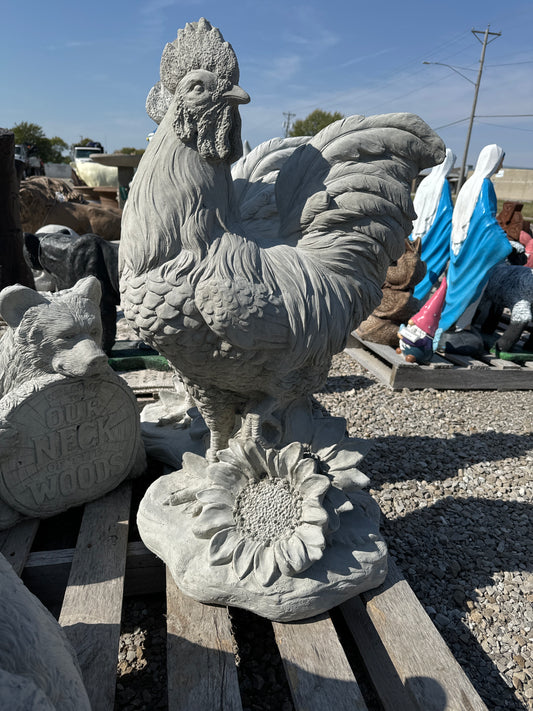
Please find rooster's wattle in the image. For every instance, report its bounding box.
[119,18,445,461]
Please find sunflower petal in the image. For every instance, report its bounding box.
[242,439,271,477]
[325,485,354,513]
[301,501,329,527]
[196,487,234,507]
[182,451,210,478]
[305,544,325,564]
[291,457,318,486]
[191,505,234,538]
[253,545,279,586]
[208,528,239,565]
[274,540,293,577]
[295,522,326,550]
[277,442,304,480]
[331,467,370,492]
[207,461,249,491]
[226,439,257,478]
[297,473,330,499]
[323,446,364,470]
[233,538,260,579]
[282,534,310,574]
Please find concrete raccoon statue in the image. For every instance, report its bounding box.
[0,276,107,398]
[0,276,145,531]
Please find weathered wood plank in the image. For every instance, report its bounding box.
[166,569,243,711]
[480,355,522,370]
[428,352,456,368]
[388,364,530,391]
[438,352,489,369]
[59,484,132,711]
[0,518,40,575]
[339,595,414,711]
[346,336,533,390]
[22,539,165,603]
[123,540,165,596]
[345,346,396,386]
[351,333,418,369]
[118,368,176,395]
[272,613,368,711]
[22,546,72,609]
[342,558,488,711]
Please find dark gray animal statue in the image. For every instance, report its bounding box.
[23,230,119,354]
[476,263,533,353]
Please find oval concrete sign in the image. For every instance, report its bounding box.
[0,375,139,517]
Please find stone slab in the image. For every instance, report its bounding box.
[0,373,140,519]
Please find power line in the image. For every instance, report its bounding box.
[434,118,470,130]
[486,60,533,66]
[476,121,533,133]
[435,114,533,130]
[476,114,533,118]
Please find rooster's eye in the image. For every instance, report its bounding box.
[191,83,204,94]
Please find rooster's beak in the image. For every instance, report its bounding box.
[223,84,250,105]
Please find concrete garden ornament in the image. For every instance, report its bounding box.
[0,277,144,530]
[0,552,90,710]
[123,18,446,620]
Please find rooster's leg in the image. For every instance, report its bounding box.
[200,401,237,463]
[241,396,280,447]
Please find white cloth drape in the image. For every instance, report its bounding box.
[411,148,456,241]
[451,144,504,256]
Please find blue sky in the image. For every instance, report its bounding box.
[2,0,532,167]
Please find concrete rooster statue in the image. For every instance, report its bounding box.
[120,18,445,462]
[125,19,445,620]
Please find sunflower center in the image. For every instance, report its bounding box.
[234,478,302,544]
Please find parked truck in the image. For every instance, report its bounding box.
[14,144,44,179]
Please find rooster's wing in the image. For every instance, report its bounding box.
[233,113,445,346]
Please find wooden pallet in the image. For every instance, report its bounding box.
[1,485,490,711]
[0,369,490,711]
[347,333,533,391]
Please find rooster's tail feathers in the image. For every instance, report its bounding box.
[277,113,445,247]
[231,137,309,241]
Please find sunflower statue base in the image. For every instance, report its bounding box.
[137,407,388,622]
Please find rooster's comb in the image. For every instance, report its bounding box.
[160,18,240,94]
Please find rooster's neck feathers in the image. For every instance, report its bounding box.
[120,107,237,275]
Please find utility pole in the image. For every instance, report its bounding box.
[283,112,295,137]
[457,25,501,190]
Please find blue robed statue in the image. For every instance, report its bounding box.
[410,148,455,301]
[434,144,512,349]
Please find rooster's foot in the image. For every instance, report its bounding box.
[205,447,220,464]
[241,398,280,448]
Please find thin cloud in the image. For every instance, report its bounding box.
[46,40,96,51]
[262,55,303,83]
[339,47,395,69]
[283,27,339,50]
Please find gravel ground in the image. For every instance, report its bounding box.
[115,350,532,711]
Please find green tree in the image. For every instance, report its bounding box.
[10,122,70,163]
[115,147,145,156]
[289,109,344,137]
[48,136,70,163]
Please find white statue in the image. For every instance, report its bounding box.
[0,552,90,710]
[121,18,445,620]
[0,277,144,530]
